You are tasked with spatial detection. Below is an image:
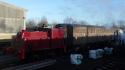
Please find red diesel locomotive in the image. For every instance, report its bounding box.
[5,24,117,62]
[6,27,65,61]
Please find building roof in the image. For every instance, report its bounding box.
[0,1,27,12]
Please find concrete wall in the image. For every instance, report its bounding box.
[0,1,26,33]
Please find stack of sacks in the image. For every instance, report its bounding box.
[89,49,104,59]
[96,49,104,58]
[89,50,97,59]
[70,54,83,65]
[104,47,113,55]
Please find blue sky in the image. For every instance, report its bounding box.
[3,0,125,24]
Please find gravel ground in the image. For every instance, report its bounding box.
[39,55,125,70]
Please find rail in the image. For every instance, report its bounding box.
[2,59,56,70]
[0,55,18,65]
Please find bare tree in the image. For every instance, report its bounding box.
[51,21,58,27]
[111,22,118,28]
[117,20,125,29]
[63,17,77,24]
[37,17,48,27]
[79,20,88,25]
[109,20,125,29]
[26,19,36,28]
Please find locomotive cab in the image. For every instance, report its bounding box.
[12,27,65,62]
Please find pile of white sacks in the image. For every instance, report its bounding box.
[70,47,113,65]
[89,47,113,59]
[70,54,83,65]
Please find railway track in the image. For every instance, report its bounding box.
[95,56,125,70]
[0,54,125,70]
[0,55,19,69]
[39,55,125,70]
[2,59,56,70]
[96,61,116,70]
